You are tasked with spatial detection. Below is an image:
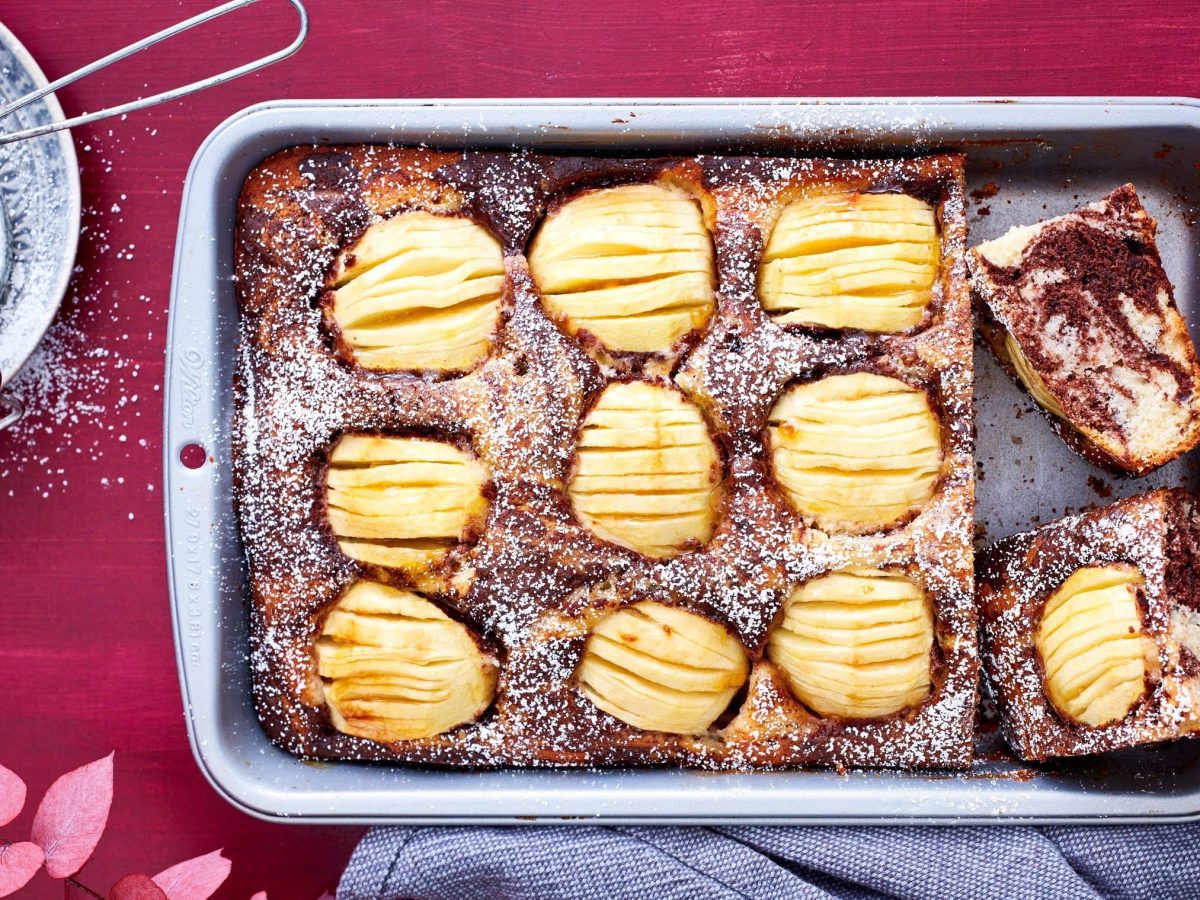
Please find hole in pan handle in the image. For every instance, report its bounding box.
[0,0,309,145]
[179,442,208,470]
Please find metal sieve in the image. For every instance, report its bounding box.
[0,0,308,430]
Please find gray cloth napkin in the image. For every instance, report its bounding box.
[338,823,1200,899]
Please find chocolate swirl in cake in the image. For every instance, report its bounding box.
[970,184,1200,475]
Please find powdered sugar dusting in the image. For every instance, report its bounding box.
[232,145,977,769]
[1,128,161,503]
[978,489,1200,760]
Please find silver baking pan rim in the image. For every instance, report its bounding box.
[165,97,1200,824]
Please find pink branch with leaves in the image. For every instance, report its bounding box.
[0,754,264,899]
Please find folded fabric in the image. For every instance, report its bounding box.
[338,823,1200,899]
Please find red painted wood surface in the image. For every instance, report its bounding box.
[1,0,1199,896]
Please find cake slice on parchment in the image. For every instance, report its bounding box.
[977,489,1200,761]
[969,184,1200,475]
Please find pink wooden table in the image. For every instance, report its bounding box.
[2,0,1198,895]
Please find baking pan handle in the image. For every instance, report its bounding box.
[0,0,308,145]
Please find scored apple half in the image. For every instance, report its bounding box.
[328,211,506,372]
[568,381,721,559]
[767,568,934,719]
[325,434,489,572]
[527,182,715,353]
[767,372,942,533]
[1035,564,1152,728]
[317,580,498,742]
[577,601,749,734]
[759,191,938,332]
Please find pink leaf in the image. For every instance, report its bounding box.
[0,766,25,828]
[250,893,268,900]
[110,873,169,900]
[30,752,114,878]
[0,841,44,897]
[152,849,231,900]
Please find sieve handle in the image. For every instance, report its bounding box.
[0,0,308,144]
[0,391,23,431]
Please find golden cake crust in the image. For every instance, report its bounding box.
[233,146,976,769]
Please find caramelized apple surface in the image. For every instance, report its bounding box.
[325,434,488,572]
[768,568,934,719]
[528,183,715,353]
[1036,564,1149,728]
[577,601,748,734]
[317,580,497,742]
[759,192,938,333]
[569,381,720,559]
[767,373,942,532]
[329,212,505,372]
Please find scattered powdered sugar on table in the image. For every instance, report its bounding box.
[1,126,162,504]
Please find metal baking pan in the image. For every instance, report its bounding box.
[164,98,1200,824]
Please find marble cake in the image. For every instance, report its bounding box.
[969,184,1200,476]
[232,146,977,769]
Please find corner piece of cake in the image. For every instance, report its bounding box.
[977,489,1200,761]
[968,184,1200,475]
